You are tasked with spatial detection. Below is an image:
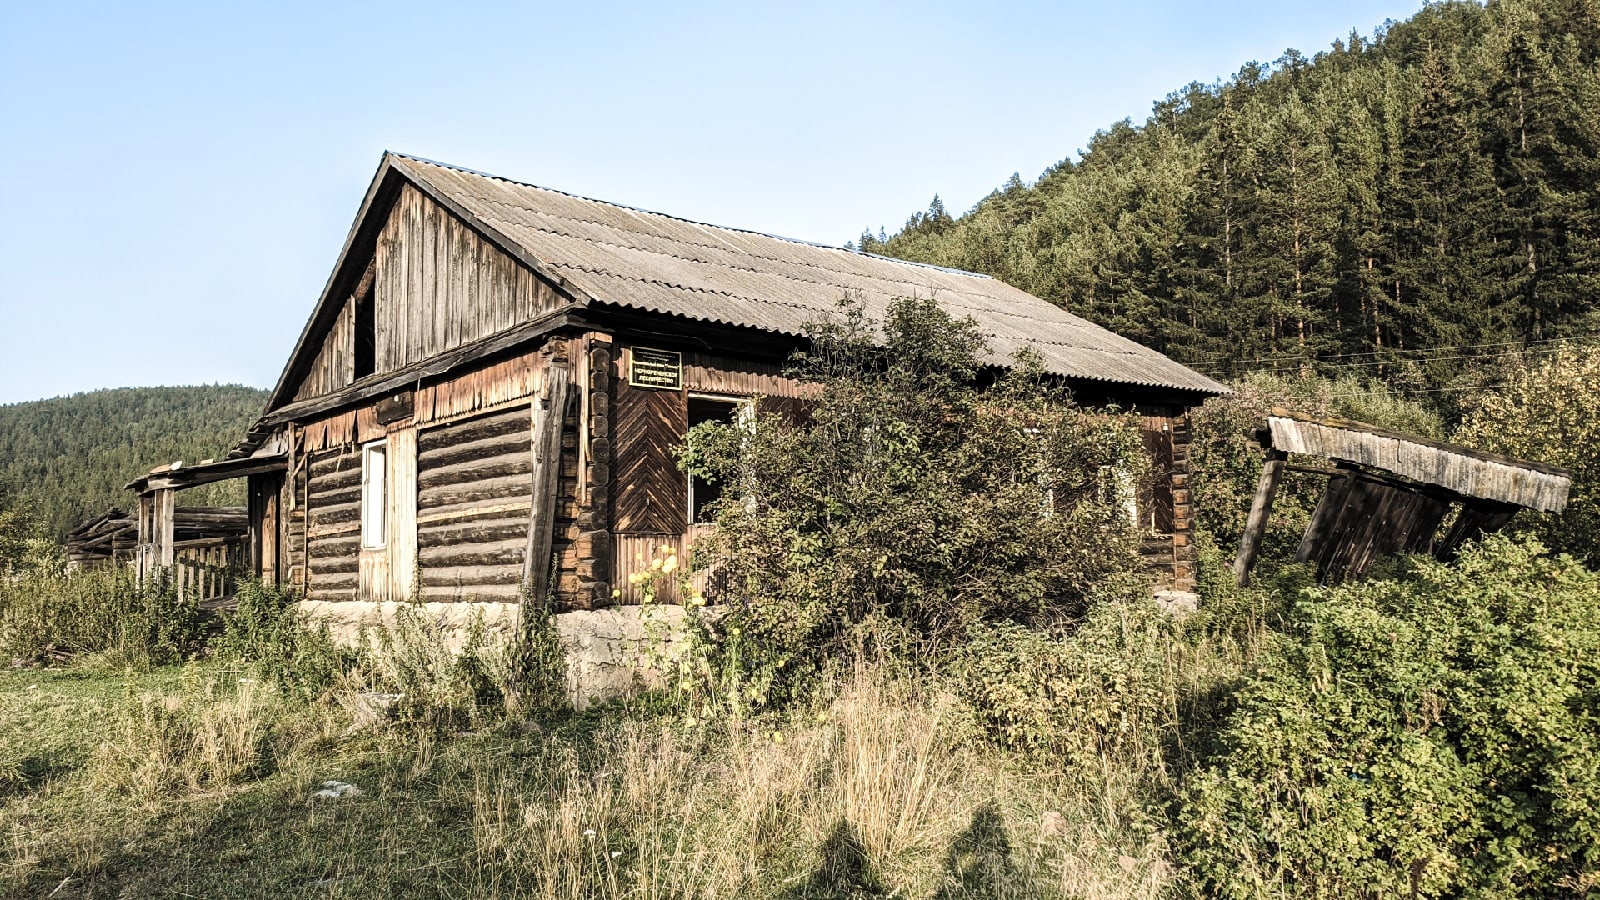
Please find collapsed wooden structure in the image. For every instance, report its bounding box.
[1233,408,1572,585]
[67,505,249,601]
[129,152,1229,622]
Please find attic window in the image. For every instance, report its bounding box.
[353,282,375,379]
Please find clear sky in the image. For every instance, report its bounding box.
[0,0,1426,405]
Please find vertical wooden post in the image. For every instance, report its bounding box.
[156,487,176,571]
[136,494,153,584]
[387,425,418,602]
[524,350,572,602]
[1233,449,1287,586]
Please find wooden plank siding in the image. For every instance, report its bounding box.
[293,295,356,402]
[611,376,687,535]
[374,184,565,374]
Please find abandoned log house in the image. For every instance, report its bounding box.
[126,152,1228,638]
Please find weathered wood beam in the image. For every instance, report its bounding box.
[524,352,572,602]
[260,310,581,428]
[1233,449,1288,586]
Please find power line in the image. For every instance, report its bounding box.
[1185,337,1591,380]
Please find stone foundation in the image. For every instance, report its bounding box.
[295,600,694,708]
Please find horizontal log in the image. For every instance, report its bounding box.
[415,498,531,527]
[418,454,534,491]
[418,516,528,549]
[423,563,523,588]
[308,501,360,525]
[308,471,362,497]
[308,571,359,590]
[307,520,360,541]
[419,538,527,568]
[418,473,532,511]
[310,485,360,508]
[419,407,530,453]
[418,582,526,603]
[308,448,358,471]
[306,588,358,602]
[418,427,530,470]
[308,537,361,561]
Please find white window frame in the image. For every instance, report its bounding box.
[686,393,753,526]
[361,439,388,549]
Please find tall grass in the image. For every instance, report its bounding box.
[0,566,206,668]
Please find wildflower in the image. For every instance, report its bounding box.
[658,544,673,555]
[662,555,679,575]
[772,731,785,745]
[583,829,596,838]
[610,851,622,859]
[650,558,664,571]
[611,588,622,598]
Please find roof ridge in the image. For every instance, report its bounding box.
[388,151,997,281]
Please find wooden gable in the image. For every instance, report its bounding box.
[286,183,568,404]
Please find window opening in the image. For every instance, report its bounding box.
[687,395,746,524]
[353,283,376,379]
[361,440,388,548]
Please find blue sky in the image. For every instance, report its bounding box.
[0,0,1425,404]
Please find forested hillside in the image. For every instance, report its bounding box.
[864,0,1600,410]
[0,386,268,537]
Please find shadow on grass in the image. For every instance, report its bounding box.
[934,802,1028,899]
[784,818,888,898]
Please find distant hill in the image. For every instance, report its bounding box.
[0,386,269,538]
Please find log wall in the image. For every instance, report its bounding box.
[1130,411,1195,592]
[374,184,565,373]
[304,445,361,601]
[416,403,533,602]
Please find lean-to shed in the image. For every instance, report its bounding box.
[130,152,1228,634]
[1232,408,1572,585]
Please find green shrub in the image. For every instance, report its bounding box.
[0,566,206,668]
[681,296,1149,707]
[1456,342,1600,563]
[215,578,352,698]
[953,583,1178,777]
[1175,535,1600,898]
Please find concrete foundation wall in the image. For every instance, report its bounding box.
[295,600,693,708]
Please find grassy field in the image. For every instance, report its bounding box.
[2,656,1174,899]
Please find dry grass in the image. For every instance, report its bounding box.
[3,657,1177,899]
[458,662,1170,899]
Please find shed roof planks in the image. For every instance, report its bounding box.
[1234,408,1572,586]
[1264,408,1570,513]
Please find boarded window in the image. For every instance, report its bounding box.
[362,441,387,548]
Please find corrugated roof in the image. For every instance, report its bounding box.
[387,154,1228,394]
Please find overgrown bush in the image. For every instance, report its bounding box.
[1176,534,1600,898]
[1456,341,1600,563]
[681,296,1149,706]
[215,578,352,698]
[0,566,206,668]
[953,582,1179,776]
